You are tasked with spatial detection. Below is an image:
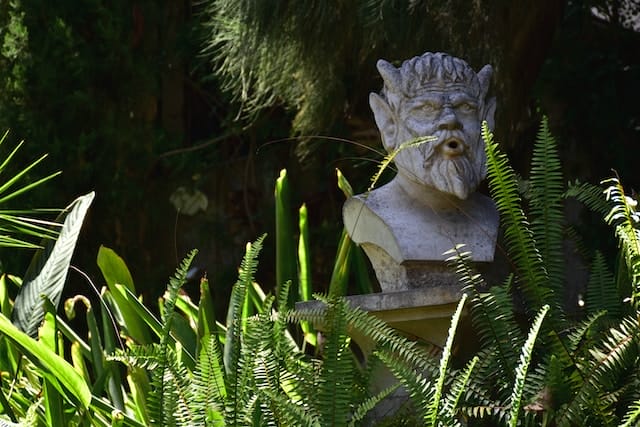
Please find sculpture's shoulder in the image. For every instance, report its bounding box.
[343,183,499,263]
[343,185,404,262]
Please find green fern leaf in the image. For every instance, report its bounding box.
[557,317,639,426]
[586,251,621,317]
[565,180,610,217]
[440,356,479,426]
[603,177,640,307]
[426,293,468,426]
[483,123,549,311]
[316,297,354,426]
[620,397,640,427]
[529,117,565,295]
[12,192,94,337]
[191,334,227,425]
[223,235,265,426]
[449,246,521,391]
[507,304,549,427]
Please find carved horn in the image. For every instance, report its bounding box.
[376,59,401,92]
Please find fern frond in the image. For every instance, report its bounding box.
[109,343,164,370]
[620,396,640,427]
[452,248,521,392]
[426,294,468,426]
[315,297,354,426]
[566,310,607,356]
[565,180,610,217]
[145,346,195,426]
[556,316,639,426]
[144,250,198,426]
[161,250,198,341]
[507,304,549,427]
[483,123,549,311]
[376,348,434,420]
[603,177,640,307]
[586,251,621,318]
[439,355,479,426]
[191,334,227,425]
[348,384,398,426]
[223,235,265,426]
[529,117,564,295]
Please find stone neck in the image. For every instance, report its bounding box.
[394,172,463,211]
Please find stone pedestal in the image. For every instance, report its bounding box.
[295,285,464,424]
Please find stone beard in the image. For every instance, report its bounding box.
[370,52,496,200]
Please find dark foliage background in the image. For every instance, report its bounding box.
[0,0,637,304]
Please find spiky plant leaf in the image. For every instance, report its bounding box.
[0,313,91,409]
[12,192,94,337]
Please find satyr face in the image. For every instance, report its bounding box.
[370,52,496,200]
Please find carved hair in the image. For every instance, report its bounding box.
[376,52,493,110]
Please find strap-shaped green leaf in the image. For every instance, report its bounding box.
[0,313,91,409]
[12,192,94,337]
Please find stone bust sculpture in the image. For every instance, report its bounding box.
[343,52,499,291]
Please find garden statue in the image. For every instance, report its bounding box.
[343,52,499,292]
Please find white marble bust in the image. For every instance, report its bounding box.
[343,52,499,291]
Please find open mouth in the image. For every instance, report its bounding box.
[440,136,465,157]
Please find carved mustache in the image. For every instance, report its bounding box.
[421,131,469,161]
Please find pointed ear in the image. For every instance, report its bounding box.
[482,96,497,131]
[477,64,496,131]
[477,64,493,98]
[369,92,397,152]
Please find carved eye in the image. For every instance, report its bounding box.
[456,102,477,113]
[421,102,439,114]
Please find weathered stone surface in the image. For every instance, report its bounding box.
[343,52,499,292]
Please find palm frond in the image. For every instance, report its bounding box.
[12,192,94,337]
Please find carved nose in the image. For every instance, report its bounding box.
[437,108,462,131]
